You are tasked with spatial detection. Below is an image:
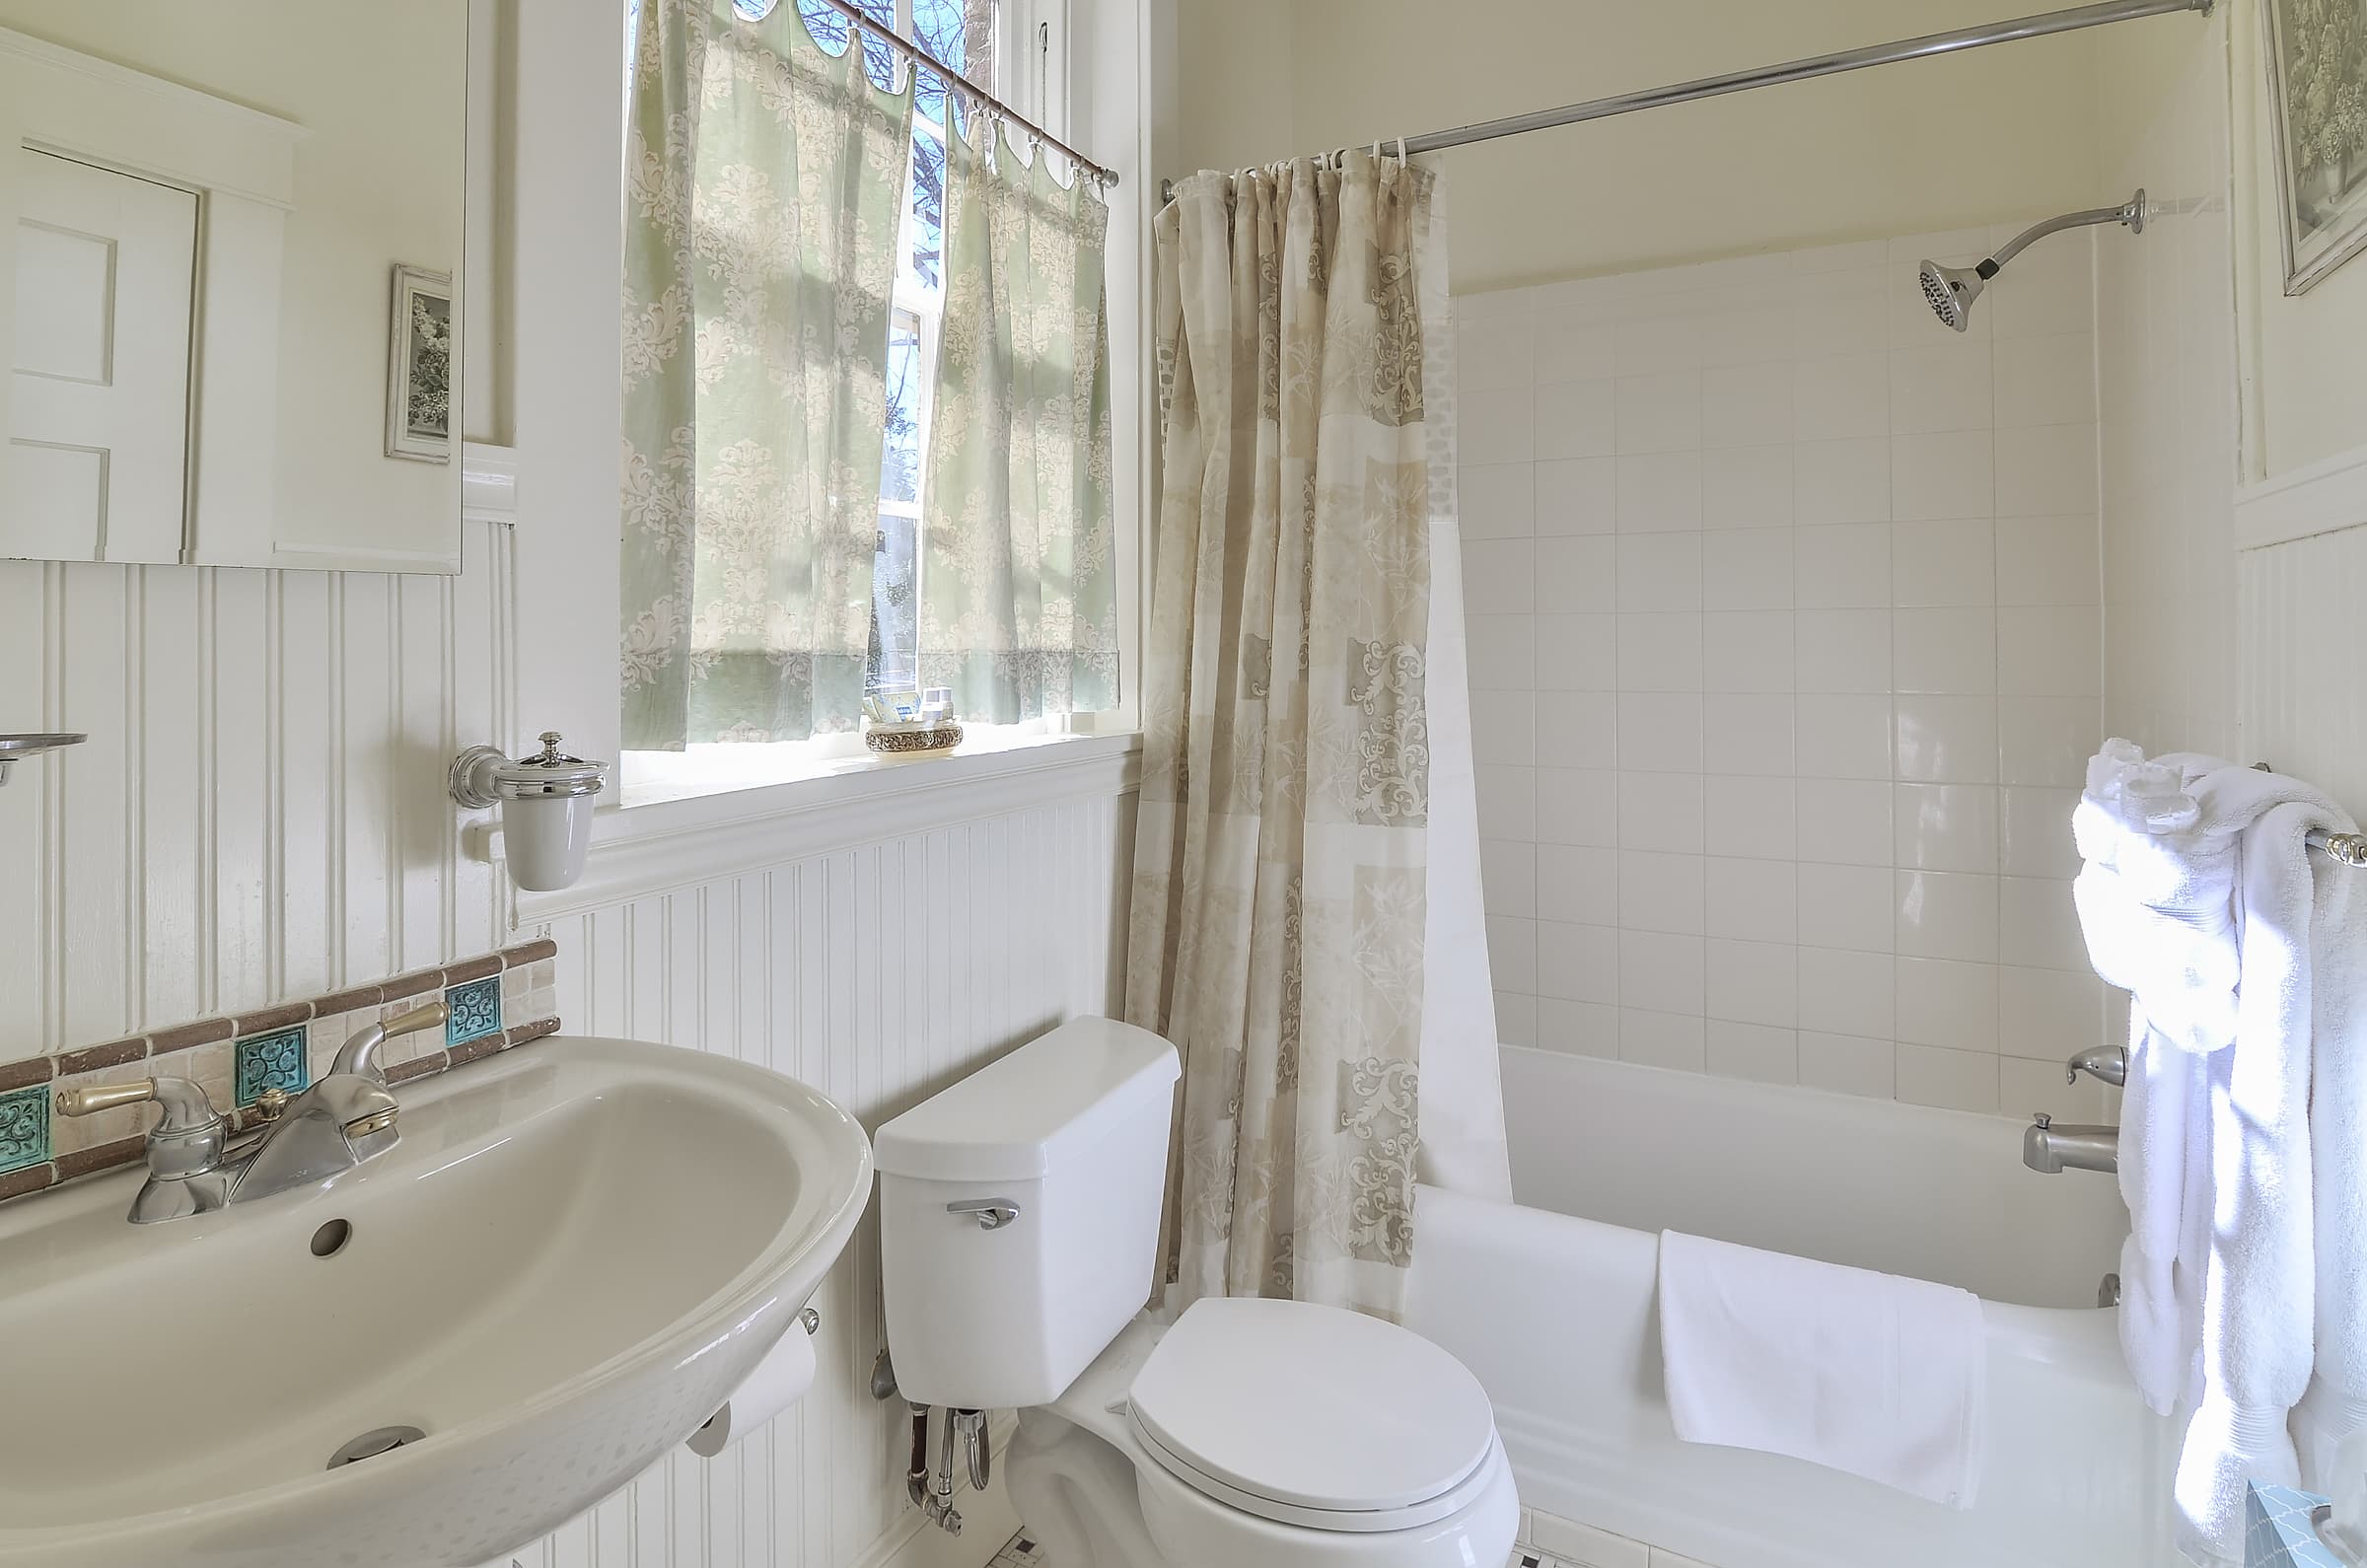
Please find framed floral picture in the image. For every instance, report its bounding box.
[2263,0,2367,294]
[386,264,454,462]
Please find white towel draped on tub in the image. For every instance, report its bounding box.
[2072,740,2367,1563]
[1656,1231,1988,1509]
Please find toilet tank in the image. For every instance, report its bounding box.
[877,1017,1181,1410]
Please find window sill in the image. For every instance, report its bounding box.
[476,730,1144,920]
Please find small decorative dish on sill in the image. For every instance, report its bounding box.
[865,720,964,758]
[864,687,962,760]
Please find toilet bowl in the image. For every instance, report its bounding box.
[876,1017,1518,1568]
[1008,1298,1517,1568]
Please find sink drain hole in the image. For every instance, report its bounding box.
[310,1219,352,1257]
[328,1426,426,1469]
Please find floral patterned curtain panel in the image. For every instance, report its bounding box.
[1125,152,1439,1322]
[620,0,913,749]
[920,123,1118,723]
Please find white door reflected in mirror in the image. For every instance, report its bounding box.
[0,3,467,573]
[9,148,197,563]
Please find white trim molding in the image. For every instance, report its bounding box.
[459,442,521,525]
[2236,441,2367,550]
[476,732,1143,920]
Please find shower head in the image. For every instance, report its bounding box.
[1919,260,1990,333]
[1916,188,2147,332]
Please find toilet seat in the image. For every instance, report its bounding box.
[1123,1297,1502,1533]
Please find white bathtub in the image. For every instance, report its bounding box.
[1403,1046,2176,1568]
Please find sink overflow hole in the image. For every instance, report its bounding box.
[327,1426,426,1469]
[310,1219,352,1257]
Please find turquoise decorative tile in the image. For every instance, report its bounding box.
[445,976,502,1046]
[0,1086,49,1176]
[235,1027,310,1105]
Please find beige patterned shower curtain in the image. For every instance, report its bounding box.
[1125,151,1508,1324]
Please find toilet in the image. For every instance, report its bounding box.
[876,1017,1519,1568]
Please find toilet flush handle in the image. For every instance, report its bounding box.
[947,1197,1023,1231]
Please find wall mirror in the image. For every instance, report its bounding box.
[0,3,467,572]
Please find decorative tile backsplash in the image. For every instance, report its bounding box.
[0,939,561,1206]
[234,1028,310,1105]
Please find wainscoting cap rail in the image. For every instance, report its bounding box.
[477,731,1143,918]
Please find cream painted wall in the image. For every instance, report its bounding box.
[1177,0,2146,290]
[0,2,470,564]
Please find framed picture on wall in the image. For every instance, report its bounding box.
[386,264,455,463]
[2262,0,2367,295]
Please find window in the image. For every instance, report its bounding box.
[796,0,1004,700]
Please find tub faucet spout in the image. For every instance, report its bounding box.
[2024,1112,2117,1175]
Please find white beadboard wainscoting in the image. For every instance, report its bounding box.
[510,778,1137,1568]
[0,453,517,1067]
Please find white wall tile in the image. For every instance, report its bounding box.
[1702,445,1795,529]
[1799,862,1896,952]
[1890,343,1995,436]
[1894,606,1998,694]
[1537,378,1618,460]
[1702,362,1795,448]
[1457,318,1536,391]
[1794,437,1892,525]
[1495,989,1539,1047]
[1800,1031,1898,1098]
[1892,520,1996,607]
[1896,870,2002,962]
[1793,353,1890,442]
[1796,692,1894,779]
[1798,778,1894,865]
[1707,1020,1800,1085]
[1464,538,1536,614]
[1616,372,1703,455]
[1616,452,1704,532]
[1620,1007,1708,1072]
[1538,613,1617,691]
[1701,694,1795,772]
[1537,457,1617,535]
[1614,535,1702,613]
[1455,215,2102,1121]
[1897,1041,2001,1112]
[1794,524,1892,608]
[1460,463,1535,539]
[1460,384,1535,464]
[1704,774,1798,860]
[1706,937,1798,1026]
[1487,914,1541,992]
[1539,535,1618,612]
[1620,929,1707,1015]
[1537,767,1619,846]
[1620,850,1706,935]
[1617,768,1705,852]
[1897,955,2001,1051]
[1537,921,1617,1004]
[1539,843,1618,927]
[1701,528,1796,609]
[1702,611,1795,693]
[1895,693,1999,783]
[1893,430,1996,521]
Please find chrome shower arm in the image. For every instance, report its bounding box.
[1986,190,2146,272]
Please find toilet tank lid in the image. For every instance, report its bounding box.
[875,1018,1181,1183]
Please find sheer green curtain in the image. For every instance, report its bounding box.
[919,123,1117,724]
[620,0,913,749]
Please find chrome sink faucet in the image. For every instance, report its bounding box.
[55,1003,445,1224]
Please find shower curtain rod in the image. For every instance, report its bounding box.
[1157,0,2213,206]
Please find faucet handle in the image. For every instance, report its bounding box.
[56,1076,223,1134]
[331,1001,449,1080]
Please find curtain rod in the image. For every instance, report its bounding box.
[1157,0,2212,207]
[795,0,1117,189]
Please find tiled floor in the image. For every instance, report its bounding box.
[987,1531,1045,1568]
[994,1527,1702,1568]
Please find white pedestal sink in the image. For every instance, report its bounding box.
[0,1036,872,1568]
